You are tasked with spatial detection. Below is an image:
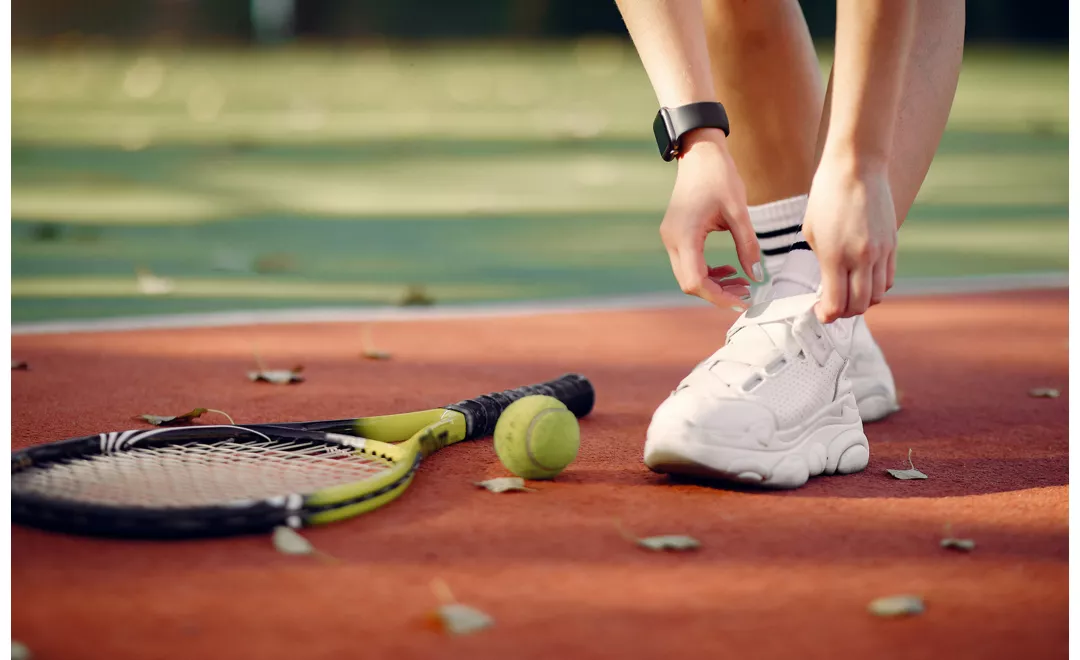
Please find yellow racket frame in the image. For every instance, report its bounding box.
[303,408,469,525]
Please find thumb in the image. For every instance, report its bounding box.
[726,204,762,282]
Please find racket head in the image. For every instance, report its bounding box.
[10,421,438,539]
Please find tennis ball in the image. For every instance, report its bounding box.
[494,395,580,480]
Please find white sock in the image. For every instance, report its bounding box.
[748,194,808,301]
[770,232,820,299]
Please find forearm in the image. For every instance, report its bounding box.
[823,0,917,171]
[615,0,716,107]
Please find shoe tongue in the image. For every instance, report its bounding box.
[728,293,817,339]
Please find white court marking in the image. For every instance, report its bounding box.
[10,272,1067,336]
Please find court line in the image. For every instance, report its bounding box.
[11,271,1067,336]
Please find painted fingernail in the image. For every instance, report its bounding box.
[751,263,764,282]
[740,294,751,303]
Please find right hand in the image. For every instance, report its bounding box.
[659,129,762,308]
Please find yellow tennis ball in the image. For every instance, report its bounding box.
[494,395,580,480]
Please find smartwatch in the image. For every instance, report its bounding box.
[653,102,730,162]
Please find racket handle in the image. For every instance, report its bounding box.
[446,373,595,441]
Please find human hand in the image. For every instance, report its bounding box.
[659,129,761,308]
[802,158,898,323]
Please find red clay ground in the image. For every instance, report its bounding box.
[11,290,1068,660]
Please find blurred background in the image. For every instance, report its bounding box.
[11,0,1068,323]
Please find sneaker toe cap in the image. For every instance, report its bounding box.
[645,388,777,452]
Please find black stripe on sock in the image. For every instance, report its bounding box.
[761,241,813,257]
[755,224,802,240]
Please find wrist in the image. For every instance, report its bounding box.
[677,128,730,160]
[820,139,889,179]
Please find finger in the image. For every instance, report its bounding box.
[871,258,888,306]
[709,275,750,288]
[701,277,748,308]
[707,265,738,279]
[885,249,897,291]
[725,203,763,282]
[712,282,750,300]
[677,245,746,307]
[846,264,873,318]
[816,260,849,323]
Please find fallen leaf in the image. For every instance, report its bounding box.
[11,640,31,660]
[433,603,494,636]
[868,594,925,617]
[11,360,28,370]
[248,366,304,384]
[399,284,435,307]
[614,520,700,552]
[134,408,235,426]
[1028,387,1060,398]
[941,537,976,551]
[636,535,701,551]
[360,325,392,360]
[886,448,928,480]
[135,408,208,426]
[428,578,492,636]
[940,523,975,552]
[273,526,314,555]
[135,266,174,295]
[474,477,534,493]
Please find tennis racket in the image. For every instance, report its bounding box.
[11,373,594,539]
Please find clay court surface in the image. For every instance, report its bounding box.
[11,289,1068,659]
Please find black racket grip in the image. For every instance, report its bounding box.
[446,373,595,441]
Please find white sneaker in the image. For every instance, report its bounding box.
[752,282,899,423]
[644,293,869,489]
[848,317,900,422]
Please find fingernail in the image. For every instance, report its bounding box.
[740,294,751,303]
[751,263,764,282]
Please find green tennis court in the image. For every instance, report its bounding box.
[11,45,1067,323]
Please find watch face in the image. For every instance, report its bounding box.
[653,109,676,161]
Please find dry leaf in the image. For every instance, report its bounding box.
[941,537,976,551]
[474,477,534,493]
[135,266,174,295]
[11,640,31,660]
[273,526,314,555]
[1028,387,1060,398]
[11,360,28,371]
[360,325,392,361]
[614,520,700,552]
[248,367,304,384]
[399,284,435,307]
[886,448,928,480]
[434,604,494,636]
[135,408,207,426]
[134,408,235,426]
[428,578,492,636]
[868,595,924,617]
[637,535,701,551]
[272,526,337,563]
[940,523,975,551]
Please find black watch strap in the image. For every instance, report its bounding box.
[653,102,730,162]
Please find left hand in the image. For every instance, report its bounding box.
[802,159,898,323]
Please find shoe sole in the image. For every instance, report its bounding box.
[644,394,869,489]
[853,380,901,423]
[856,392,900,423]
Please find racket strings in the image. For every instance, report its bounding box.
[11,439,397,508]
